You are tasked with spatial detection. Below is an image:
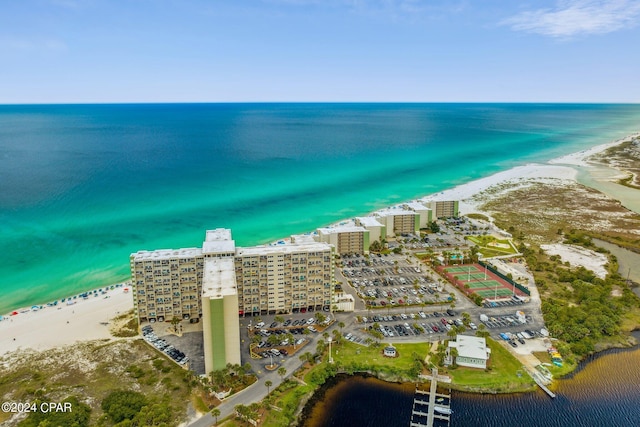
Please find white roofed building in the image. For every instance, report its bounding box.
[403,202,433,228]
[317,224,369,255]
[355,217,386,244]
[448,335,491,369]
[375,208,420,237]
[426,200,459,219]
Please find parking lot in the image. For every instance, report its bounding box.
[362,307,472,338]
[340,253,451,310]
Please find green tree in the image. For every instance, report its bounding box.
[338,321,345,333]
[170,316,181,333]
[315,312,326,323]
[212,408,221,425]
[277,367,287,382]
[461,312,471,326]
[101,390,147,424]
[265,380,273,395]
[19,396,91,427]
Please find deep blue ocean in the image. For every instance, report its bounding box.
[1,103,639,312]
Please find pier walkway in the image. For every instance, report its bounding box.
[409,368,451,427]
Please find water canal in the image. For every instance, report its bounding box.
[301,341,640,427]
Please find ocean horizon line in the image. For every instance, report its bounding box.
[2,101,640,107]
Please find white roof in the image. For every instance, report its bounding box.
[291,233,319,244]
[202,228,236,254]
[318,225,367,235]
[235,241,332,256]
[355,217,384,227]
[404,202,431,212]
[202,258,237,298]
[130,248,202,261]
[449,335,490,360]
[376,208,417,217]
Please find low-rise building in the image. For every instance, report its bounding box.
[448,335,491,369]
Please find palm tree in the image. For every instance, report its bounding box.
[277,367,287,382]
[211,408,221,426]
[338,321,345,333]
[476,324,489,338]
[170,316,181,333]
[447,327,457,340]
[461,312,471,326]
[265,380,273,395]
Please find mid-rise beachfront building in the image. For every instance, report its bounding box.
[403,202,433,228]
[317,225,370,255]
[375,208,420,237]
[130,228,334,371]
[427,200,459,219]
[355,217,386,244]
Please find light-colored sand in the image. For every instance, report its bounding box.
[540,243,609,279]
[0,288,133,358]
[425,163,577,214]
[549,133,640,167]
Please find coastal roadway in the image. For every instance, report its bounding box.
[186,316,339,427]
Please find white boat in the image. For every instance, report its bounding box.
[434,405,452,415]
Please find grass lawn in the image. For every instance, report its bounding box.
[466,235,518,257]
[447,338,535,393]
[532,351,576,378]
[333,341,430,372]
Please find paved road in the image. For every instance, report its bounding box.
[187,317,338,427]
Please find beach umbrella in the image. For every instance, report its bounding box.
[11,311,19,315]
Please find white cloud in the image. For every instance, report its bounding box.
[502,0,640,38]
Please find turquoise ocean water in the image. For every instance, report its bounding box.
[1,103,639,313]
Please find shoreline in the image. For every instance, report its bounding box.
[1,133,637,358]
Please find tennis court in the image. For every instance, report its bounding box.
[436,263,526,302]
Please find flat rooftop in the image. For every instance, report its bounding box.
[202,228,236,254]
[291,233,319,244]
[404,202,431,212]
[236,241,332,256]
[202,258,237,298]
[355,217,384,227]
[376,208,417,216]
[130,248,202,261]
[318,225,367,235]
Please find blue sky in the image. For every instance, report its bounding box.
[1,0,639,103]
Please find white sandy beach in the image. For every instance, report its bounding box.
[0,288,133,358]
[0,133,635,359]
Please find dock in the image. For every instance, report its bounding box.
[533,374,556,398]
[409,368,451,427]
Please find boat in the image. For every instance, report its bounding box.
[434,405,452,415]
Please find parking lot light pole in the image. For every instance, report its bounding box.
[328,337,333,364]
